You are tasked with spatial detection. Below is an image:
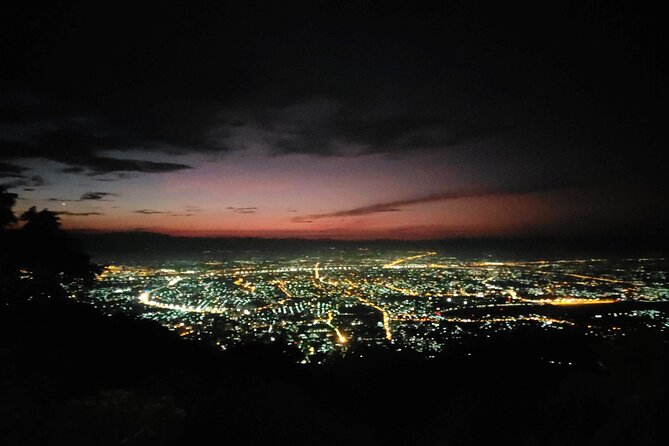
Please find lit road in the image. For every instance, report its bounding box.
[138,290,226,314]
[383,252,437,268]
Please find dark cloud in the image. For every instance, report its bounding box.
[0,175,45,190]
[79,156,191,175]
[227,207,258,214]
[0,160,28,176]
[57,211,104,216]
[80,192,117,201]
[134,209,166,215]
[210,98,511,157]
[0,127,192,175]
[2,91,509,171]
[293,180,573,222]
[0,180,20,190]
[61,166,87,174]
[0,159,45,191]
[134,209,194,217]
[2,3,665,169]
[211,99,346,156]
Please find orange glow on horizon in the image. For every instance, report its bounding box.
[51,186,613,240]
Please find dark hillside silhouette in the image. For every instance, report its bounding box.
[2,298,669,445]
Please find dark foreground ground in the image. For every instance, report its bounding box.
[2,299,669,446]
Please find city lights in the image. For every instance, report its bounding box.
[86,252,669,363]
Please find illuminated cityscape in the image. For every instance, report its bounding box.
[89,251,669,363]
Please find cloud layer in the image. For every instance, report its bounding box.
[292,180,573,222]
[1,2,666,237]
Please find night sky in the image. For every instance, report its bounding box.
[1,2,667,239]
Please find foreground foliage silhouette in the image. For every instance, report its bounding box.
[1,189,100,302]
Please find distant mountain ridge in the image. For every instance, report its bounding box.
[70,230,668,263]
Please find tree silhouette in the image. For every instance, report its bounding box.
[20,206,62,234]
[1,188,19,299]
[0,188,17,229]
[0,190,100,302]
